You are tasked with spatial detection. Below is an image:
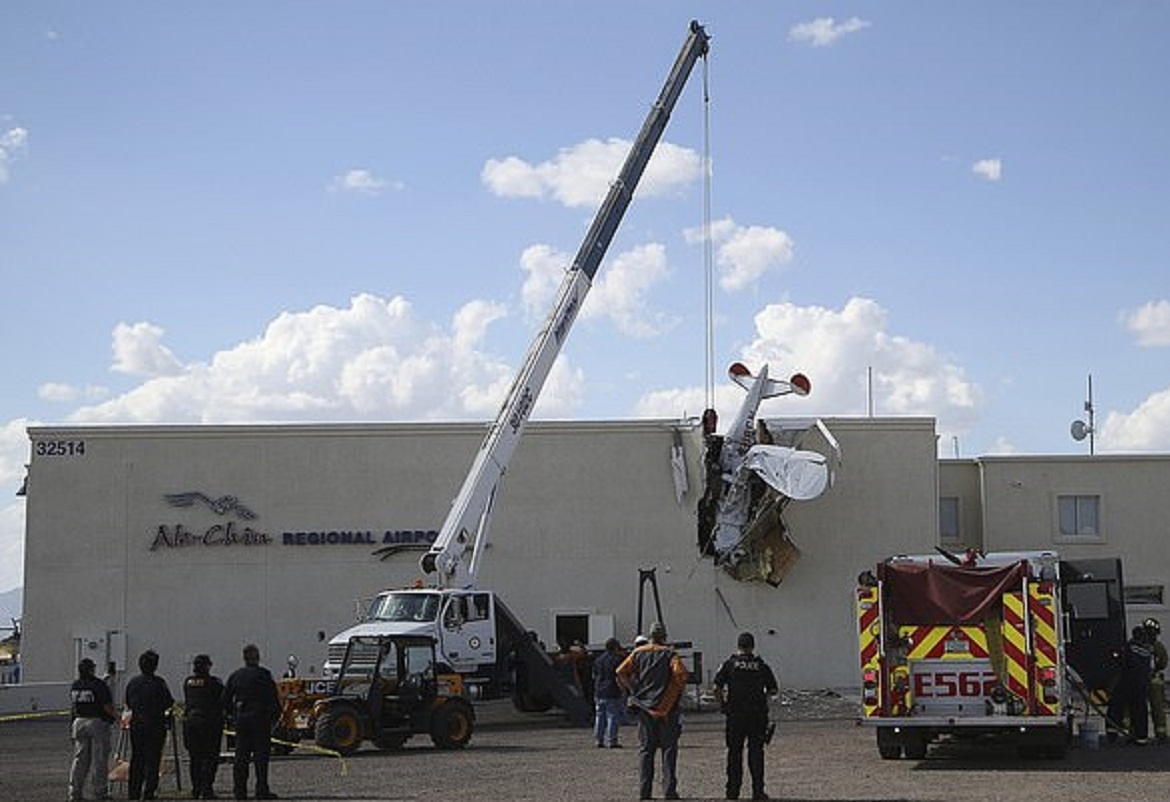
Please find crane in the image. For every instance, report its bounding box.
[322,21,711,725]
[421,20,711,590]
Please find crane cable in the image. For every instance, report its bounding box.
[701,51,715,413]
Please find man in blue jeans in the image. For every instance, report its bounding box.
[616,622,689,801]
[592,637,626,748]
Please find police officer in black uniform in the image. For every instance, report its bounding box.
[183,654,225,799]
[124,649,175,801]
[713,632,778,801]
[223,644,280,800]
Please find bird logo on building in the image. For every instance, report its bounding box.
[164,492,257,520]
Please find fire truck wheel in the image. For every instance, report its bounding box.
[315,706,363,756]
[1043,743,1069,760]
[876,727,902,760]
[430,699,474,749]
[902,731,928,760]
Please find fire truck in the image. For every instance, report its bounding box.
[856,550,1126,759]
[312,20,712,725]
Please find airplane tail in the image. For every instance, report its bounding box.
[728,362,811,398]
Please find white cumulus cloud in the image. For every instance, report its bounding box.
[685,217,795,292]
[635,297,983,442]
[0,127,29,183]
[518,242,673,337]
[482,138,702,208]
[112,322,185,377]
[36,383,110,404]
[0,418,36,593]
[65,293,586,425]
[328,168,399,195]
[1121,300,1170,347]
[972,158,1003,182]
[789,17,871,47]
[1100,388,1170,452]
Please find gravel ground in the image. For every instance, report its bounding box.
[5,692,1170,802]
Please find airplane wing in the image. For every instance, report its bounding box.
[741,445,829,501]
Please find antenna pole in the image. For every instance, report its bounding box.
[867,366,874,417]
[1086,373,1095,456]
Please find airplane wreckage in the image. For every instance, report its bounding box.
[697,362,841,586]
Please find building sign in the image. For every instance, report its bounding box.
[151,521,272,550]
[151,490,436,555]
[283,529,437,547]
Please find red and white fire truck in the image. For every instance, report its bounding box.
[856,550,1126,759]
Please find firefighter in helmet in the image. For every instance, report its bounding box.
[1107,625,1155,744]
[1143,618,1168,742]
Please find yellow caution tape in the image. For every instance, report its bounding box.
[0,709,70,722]
[4,705,349,775]
[222,727,349,777]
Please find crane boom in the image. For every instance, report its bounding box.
[421,20,710,589]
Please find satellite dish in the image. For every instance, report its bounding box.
[1070,420,1091,441]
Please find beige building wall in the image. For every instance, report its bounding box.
[938,459,984,551]
[22,417,937,692]
[976,455,1170,631]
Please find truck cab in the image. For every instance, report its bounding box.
[323,589,497,679]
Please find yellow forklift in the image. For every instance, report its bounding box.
[277,634,473,755]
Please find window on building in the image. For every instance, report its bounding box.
[1124,585,1165,607]
[553,613,590,652]
[1056,494,1101,539]
[939,497,961,544]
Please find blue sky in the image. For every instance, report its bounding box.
[3,3,1170,594]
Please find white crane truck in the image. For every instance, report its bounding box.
[321,20,712,722]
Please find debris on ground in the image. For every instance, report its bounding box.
[773,688,860,720]
[688,686,860,720]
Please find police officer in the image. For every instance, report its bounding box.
[69,657,116,802]
[223,644,280,800]
[713,632,778,801]
[183,654,225,799]
[124,649,175,801]
[1143,618,1168,742]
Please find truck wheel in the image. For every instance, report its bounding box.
[876,727,902,760]
[1042,742,1069,760]
[430,700,474,749]
[374,734,408,751]
[903,731,928,760]
[315,706,363,756]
